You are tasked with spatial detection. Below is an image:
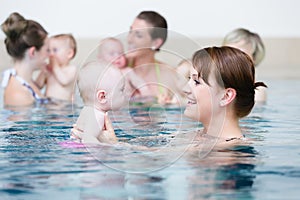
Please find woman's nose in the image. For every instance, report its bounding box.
[182,79,192,96]
[127,32,133,43]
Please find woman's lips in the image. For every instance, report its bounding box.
[187,97,196,105]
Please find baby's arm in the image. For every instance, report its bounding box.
[52,65,77,86]
[51,57,77,86]
[34,67,48,89]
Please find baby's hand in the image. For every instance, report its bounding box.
[70,124,83,140]
[46,64,53,73]
[100,114,118,144]
[157,92,173,105]
[49,56,60,68]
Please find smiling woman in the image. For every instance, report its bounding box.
[183,46,267,143]
[126,11,179,104]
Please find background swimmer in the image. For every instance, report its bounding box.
[223,28,267,102]
[1,12,48,106]
[126,11,179,104]
[97,37,151,99]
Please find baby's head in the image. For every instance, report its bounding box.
[49,34,77,66]
[97,37,126,69]
[77,62,126,112]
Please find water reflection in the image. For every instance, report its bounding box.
[183,145,258,199]
[0,101,261,199]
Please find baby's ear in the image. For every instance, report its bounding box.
[96,90,107,104]
[67,49,75,60]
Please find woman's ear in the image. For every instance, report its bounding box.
[220,88,236,106]
[151,38,163,50]
[96,90,107,104]
[28,46,36,58]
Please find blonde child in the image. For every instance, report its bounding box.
[97,37,151,99]
[36,34,77,101]
[71,62,126,144]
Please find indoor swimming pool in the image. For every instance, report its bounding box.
[0,79,299,199]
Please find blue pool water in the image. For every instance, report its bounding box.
[0,79,300,200]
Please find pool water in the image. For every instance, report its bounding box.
[0,79,300,199]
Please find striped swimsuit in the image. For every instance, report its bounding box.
[1,68,50,104]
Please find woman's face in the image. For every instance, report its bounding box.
[34,37,49,69]
[184,67,223,125]
[127,18,154,59]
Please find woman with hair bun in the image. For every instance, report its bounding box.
[1,12,49,106]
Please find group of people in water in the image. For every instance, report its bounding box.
[1,10,267,147]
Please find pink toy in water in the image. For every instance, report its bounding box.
[59,140,85,148]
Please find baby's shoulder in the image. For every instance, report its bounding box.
[63,64,77,74]
[120,67,132,74]
[68,64,77,68]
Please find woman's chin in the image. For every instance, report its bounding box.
[183,108,192,119]
[184,106,199,121]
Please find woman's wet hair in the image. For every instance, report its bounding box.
[137,11,168,50]
[1,12,48,60]
[192,46,267,118]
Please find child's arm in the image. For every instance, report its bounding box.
[35,72,46,89]
[52,64,77,86]
[34,66,49,89]
[49,58,77,86]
